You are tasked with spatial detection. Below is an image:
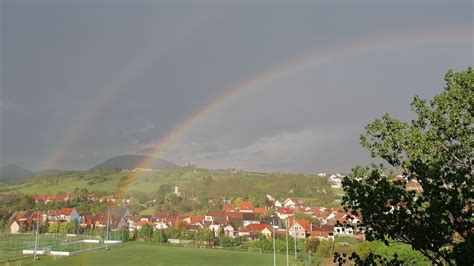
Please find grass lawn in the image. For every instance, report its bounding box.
[0,234,86,249]
[0,233,88,262]
[19,243,302,266]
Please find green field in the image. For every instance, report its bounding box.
[49,242,103,252]
[18,243,301,266]
[0,233,91,262]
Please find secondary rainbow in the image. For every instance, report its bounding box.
[128,27,471,177]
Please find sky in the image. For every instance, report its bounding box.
[1,1,472,173]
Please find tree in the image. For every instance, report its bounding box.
[48,222,59,234]
[154,229,167,243]
[304,238,320,253]
[67,221,78,234]
[59,222,69,235]
[342,68,473,264]
[120,227,130,242]
[138,224,154,241]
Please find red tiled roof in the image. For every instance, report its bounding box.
[239,201,253,210]
[312,224,334,232]
[245,224,273,232]
[253,208,266,215]
[310,231,329,238]
[225,212,243,218]
[290,219,312,232]
[275,207,292,214]
[49,208,74,216]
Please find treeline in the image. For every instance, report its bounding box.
[134,223,331,257]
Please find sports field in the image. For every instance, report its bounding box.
[19,243,301,266]
[0,233,90,261]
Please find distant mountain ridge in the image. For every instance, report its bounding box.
[0,164,33,180]
[0,164,72,181]
[0,155,178,181]
[89,155,179,170]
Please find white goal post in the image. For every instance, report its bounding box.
[247,247,262,253]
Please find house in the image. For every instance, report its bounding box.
[334,221,354,236]
[155,221,169,230]
[266,194,276,202]
[244,224,274,238]
[208,223,221,237]
[205,210,225,222]
[80,213,103,228]
[239,202,253,212]
[329,174,345,188]
[310,224,335,240]
[133,220,154,231]
[242,213,260,227]
[238,226,251,237]
[288,219,312,239]
[186,223,203,232]
[223,203,235,212]
[9,210,45,233]
[275,207,293,220]
[47,208,80,223]
[98,207,130,230]
[10,221,20,234]
[274,200,282,208]
[224,224,235,237]
[34,195,70,204]
[284,198,301,209]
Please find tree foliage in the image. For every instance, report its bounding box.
[342,68,473,264]
[138,224,154,241]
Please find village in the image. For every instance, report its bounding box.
[7,191,363,246]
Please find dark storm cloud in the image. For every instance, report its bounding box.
[1,1,472,172]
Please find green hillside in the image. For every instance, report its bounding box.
[0,168,335,205]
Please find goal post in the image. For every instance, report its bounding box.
[247,247,262,254]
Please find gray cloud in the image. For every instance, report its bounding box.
[1,2,472,171]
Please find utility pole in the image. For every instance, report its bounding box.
[105,208,110,250]
[272,216,276,266]
[294,226,297,260]
[33,210,40,261]
[286,218,289,266]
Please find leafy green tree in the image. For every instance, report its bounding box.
[120,227,130,242]
[342,68,473,264]
[59,222,69,234]
[217,236,234,247]
[67,221,78,234]
[356,241,430,265]
[304,238,320,253]
[154,229,167,243]
[138,223,154,241]
[48,222,59,233]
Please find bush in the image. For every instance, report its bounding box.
[154,230,167,243]
[316,240,332,257]
[138,224,154,241]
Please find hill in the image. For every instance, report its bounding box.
[90,155,179,170]
[0,164,33,180]
[35,169,73,176]
[0,168,337,207]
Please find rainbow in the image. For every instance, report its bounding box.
[41,8,227,171]
[132,27,472,173]
[44,26,471,195]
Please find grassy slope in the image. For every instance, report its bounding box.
[1,169,334,199]
[20,243,301,266]
[0,169,198,195]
